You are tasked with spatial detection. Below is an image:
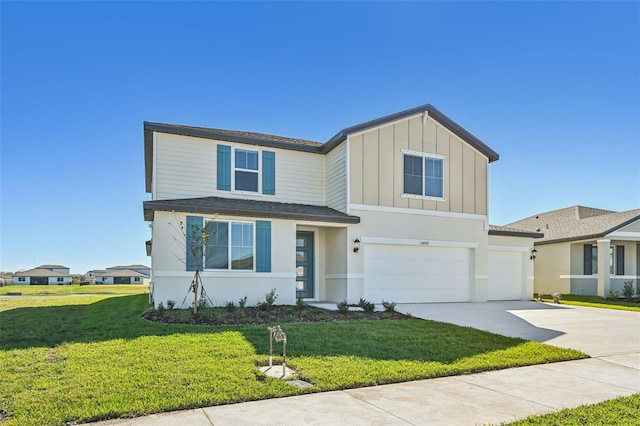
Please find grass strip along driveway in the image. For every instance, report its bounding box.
[538,294,640,312]
[0,291,586,425]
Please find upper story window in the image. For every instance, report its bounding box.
[233,148,260,193]
[402,149,445,200]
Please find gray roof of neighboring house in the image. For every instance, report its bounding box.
[36,264,69,270]
[14,268,71,277]
[488,225,544,239]
[107,265,150,270]
[98,269,148,278]
[506,206,640,245]
[144,104,499,192]
[143,196,361,224]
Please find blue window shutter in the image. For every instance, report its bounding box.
[583,244,592,275]
[217,145,231,191]
[256,220,271,272]
[186,216,204,271]
[262,150,275,195]
[616,245,624,275]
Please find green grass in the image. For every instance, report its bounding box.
[0,284,149,296]
[0,294,587,425]
[503,393,640,425]
[538,294,640,312]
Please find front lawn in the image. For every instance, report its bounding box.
[538,294,640,312]
[503,393,640,425]
[0,294,587,425]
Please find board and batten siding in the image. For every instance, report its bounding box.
[349,115,488,215]
[325,142,347,213]
[154,133,326,206]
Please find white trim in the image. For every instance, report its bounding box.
[153,270,294,278]
[203,219,256,272]
[401,193,446,202]
[607,231,640,240]
[325,273,364,279]
[475,275,488,280]
[346,137,351,215]
[348,113,424,139]
[597,239,611,244]
[559,275,597,279]
[527,276,535,280]
[361,236,478,249]
[152,132,158,199]
[488,245,530,253]
[423,110,429,124]
[350,203,488,222]
[610,275,640,280]
[401,148,446,160]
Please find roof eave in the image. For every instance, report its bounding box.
[489,229,544,238]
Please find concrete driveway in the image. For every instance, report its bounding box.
[396,301,640,360]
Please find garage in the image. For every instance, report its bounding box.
[364,244,472,303]
[487,251,523,300]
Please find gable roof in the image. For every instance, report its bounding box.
[144,104,499,192]
[506,206,640,245]
[143,196,361,224]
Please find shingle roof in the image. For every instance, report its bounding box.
[144,104,499,192]
[107,265,150,270]
[143,196,361,224]
[36,264,69,270]
[488,225,544,238]
[506,206,640,245]
[15,268,71,277]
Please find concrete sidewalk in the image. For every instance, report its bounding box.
[93,303,640,426]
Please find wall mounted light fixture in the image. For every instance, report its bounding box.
[530,248,538,260]
[353,238,360,253]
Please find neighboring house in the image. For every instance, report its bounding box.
[94,265,151,284]
[143,104,539,307]
[85,270,106,284]
[0,273,13,286]
[507,206,640,297]
[13,265,73,285]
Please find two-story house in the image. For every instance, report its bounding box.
[13,265,73,285]
[143,104,540,307]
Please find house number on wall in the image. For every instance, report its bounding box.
[420,241,429,245]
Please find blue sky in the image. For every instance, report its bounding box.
[1,1,639,274]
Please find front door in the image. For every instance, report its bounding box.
[296,231,314,298]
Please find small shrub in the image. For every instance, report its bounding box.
[382,300,397,314]
[337,300,350,313]
[224,300,237,313]
[197,297,209,310]
[552,293,561,303]
[257,288,278,311]
[238,296,248,308]
[156,302,165,316]
[284,307,294,316]
[296,296,308,310]
[358,297,375,312]
[623,281,635,300]
[214,309,227,324]
[166,300,176,310]
[606,289,620,300]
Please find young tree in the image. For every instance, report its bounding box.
[170,213,217,314]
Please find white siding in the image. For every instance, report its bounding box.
[326,142,347,212]
[154,133,326,206]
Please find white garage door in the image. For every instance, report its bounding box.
[488,251,523,300]
[364,244,471,303]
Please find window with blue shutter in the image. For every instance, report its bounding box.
[256,220,272,272]
[217,145,231,191]
[186,216,204,271]
[262,151,276,195]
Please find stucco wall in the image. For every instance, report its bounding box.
[533,242,571,294]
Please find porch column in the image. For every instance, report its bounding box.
[597,239,611,297]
